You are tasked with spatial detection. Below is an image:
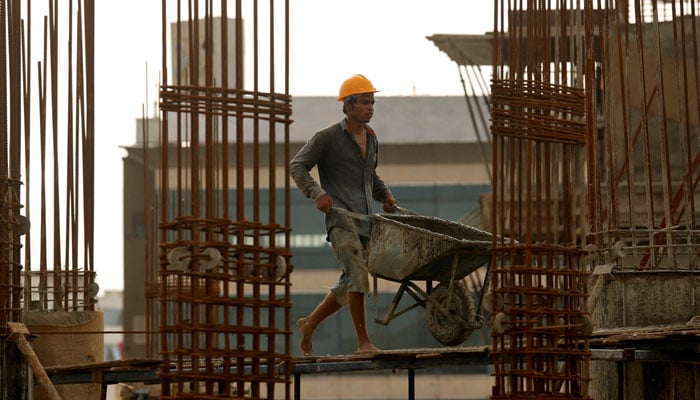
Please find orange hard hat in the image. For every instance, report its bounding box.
[337,74,379,101]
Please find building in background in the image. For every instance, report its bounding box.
[170,17,240,87]
[98,290,124,361]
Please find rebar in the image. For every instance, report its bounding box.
[1,0,95,326]
[154,1,292,399]
[587,0,700,271]
[490,0,700,396]
[490,1,592,398]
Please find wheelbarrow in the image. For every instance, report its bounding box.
[333,207,493,346]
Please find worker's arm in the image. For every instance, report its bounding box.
[290,130,328,206]
[369,140,397,213]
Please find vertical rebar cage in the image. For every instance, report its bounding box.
[1,0,96,323]
[0,0,25,329]
[156,1,292,399]
[489,1,593,398]
[587,0,700,272]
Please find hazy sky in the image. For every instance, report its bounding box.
[67,1,494,292]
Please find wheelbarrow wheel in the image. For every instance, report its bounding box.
[426,281,476,346]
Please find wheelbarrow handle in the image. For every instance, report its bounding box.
[332,206,417,221]
[394,206,416,215]
[331,207,370,221]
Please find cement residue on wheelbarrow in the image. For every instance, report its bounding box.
[334,207,494,346]
[367,214,492,283]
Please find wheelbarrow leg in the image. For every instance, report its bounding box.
[372,275,380,325]
[445,252,461,305]
[375,280,429,325]
[375,281,408,325]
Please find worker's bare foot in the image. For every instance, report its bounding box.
[355,342,380,355]
[297,317,314,356]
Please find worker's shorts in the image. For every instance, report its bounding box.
[328,226,370,306]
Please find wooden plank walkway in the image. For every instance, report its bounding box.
[43,336,700,399]
[591,322,700,347]
[42,347,493,400]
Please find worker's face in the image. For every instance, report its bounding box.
[347,93,375,123]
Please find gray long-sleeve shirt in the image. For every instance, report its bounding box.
[290,119,393,238]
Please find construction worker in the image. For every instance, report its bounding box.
[290,74,398,356]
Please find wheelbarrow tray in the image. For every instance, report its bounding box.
[367,214,492,283]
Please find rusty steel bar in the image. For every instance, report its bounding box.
[65,0,75,313]
[20,0,32,321]
[1,0,14,328]
[48,0,60,311]
[221,2,230,222]
[650,0,675,269]
[6,0,21,325]
[141,107,156,357]
[249,3,262,394]
[38,15,48,310]
[634,0,659,268]
[675,0,697,222]
[283,3,292,398]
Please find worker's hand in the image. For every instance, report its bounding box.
[315,194,334,214]
[383,195,398,213]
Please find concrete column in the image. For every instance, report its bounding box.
[589,271,700,399]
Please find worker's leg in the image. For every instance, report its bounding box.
[329,225,378,354]
[348,291,379,354]
[297,291,342,356]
